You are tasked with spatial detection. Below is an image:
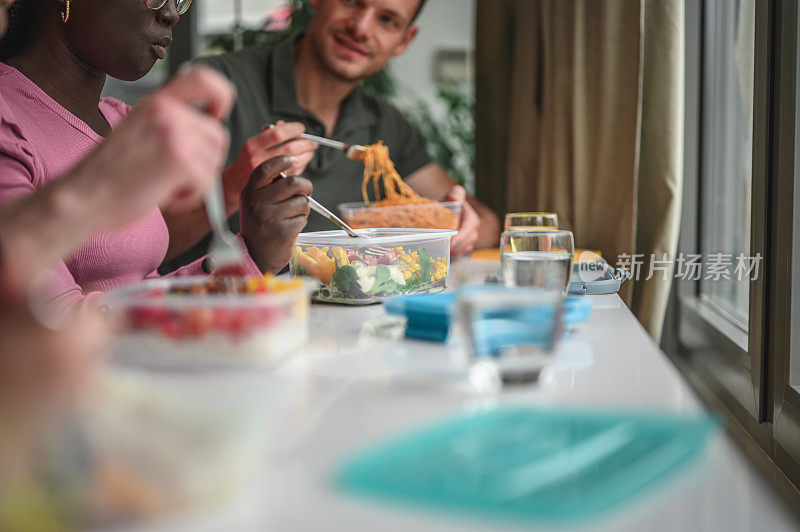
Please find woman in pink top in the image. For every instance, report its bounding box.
[0,0,247,518]
[0,64,236,507]
[0,0,315,321]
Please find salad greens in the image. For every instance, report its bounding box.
[419,248,432,282]
[332,265,360,295]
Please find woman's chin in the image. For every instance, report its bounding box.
[109,58,159,83]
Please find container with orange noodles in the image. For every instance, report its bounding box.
[338,141,462,230]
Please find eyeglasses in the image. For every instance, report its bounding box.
[144,0,195,15]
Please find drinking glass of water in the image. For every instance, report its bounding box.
[504,212,559,231]
[458,286,565,389]
[500,229,575,294]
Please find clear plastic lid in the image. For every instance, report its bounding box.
[338,200,462,212]
[295,228,458,247]
[103,276,312,308]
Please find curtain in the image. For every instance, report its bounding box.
[475,0,684,340]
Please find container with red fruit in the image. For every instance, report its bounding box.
[106,275,311,368]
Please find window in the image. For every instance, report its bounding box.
[198,0,285,54]
[788,2,800,394]
[771,0,800,487]
[793,169,800,391]
[199,0,283,36]
[668,0,800,500]
[699,0,754,331]
[671,0,767,434]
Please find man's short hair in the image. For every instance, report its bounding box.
[411,0,427,23]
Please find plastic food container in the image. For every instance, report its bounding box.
[80,363,293,524]
[106,275,311,368]
[290,228,458,304]
[338,200,462,230]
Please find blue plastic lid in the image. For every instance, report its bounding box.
[336,407,719,524]
[384,289,592,344]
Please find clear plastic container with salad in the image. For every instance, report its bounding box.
[289,228,457,304]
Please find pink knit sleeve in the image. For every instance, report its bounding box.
[0,112,43,200]
[0,104,104,322]
[29,263,105,325]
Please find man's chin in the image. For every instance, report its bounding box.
[325,59,382,83]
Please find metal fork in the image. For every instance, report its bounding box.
[277,171,366,238]
[310,200,399,258]
[299,132,367,161]
[307,195,369,238]
[279,172,394,257]
[204,175,248,276]
[263,125,367,160]
[306,197,393,257]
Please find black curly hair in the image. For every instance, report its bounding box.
[0,0,35,61]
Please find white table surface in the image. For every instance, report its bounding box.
[205,291,798,532]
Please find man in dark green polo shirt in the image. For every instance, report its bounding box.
[162,0,499,272]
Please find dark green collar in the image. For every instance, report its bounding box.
[268,33,378,135]
[269,34,310,121]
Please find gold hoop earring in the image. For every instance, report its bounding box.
[60,1,70,23]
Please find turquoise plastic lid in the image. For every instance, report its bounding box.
[336,407,719,524]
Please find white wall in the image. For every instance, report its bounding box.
[390,0,476,116]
